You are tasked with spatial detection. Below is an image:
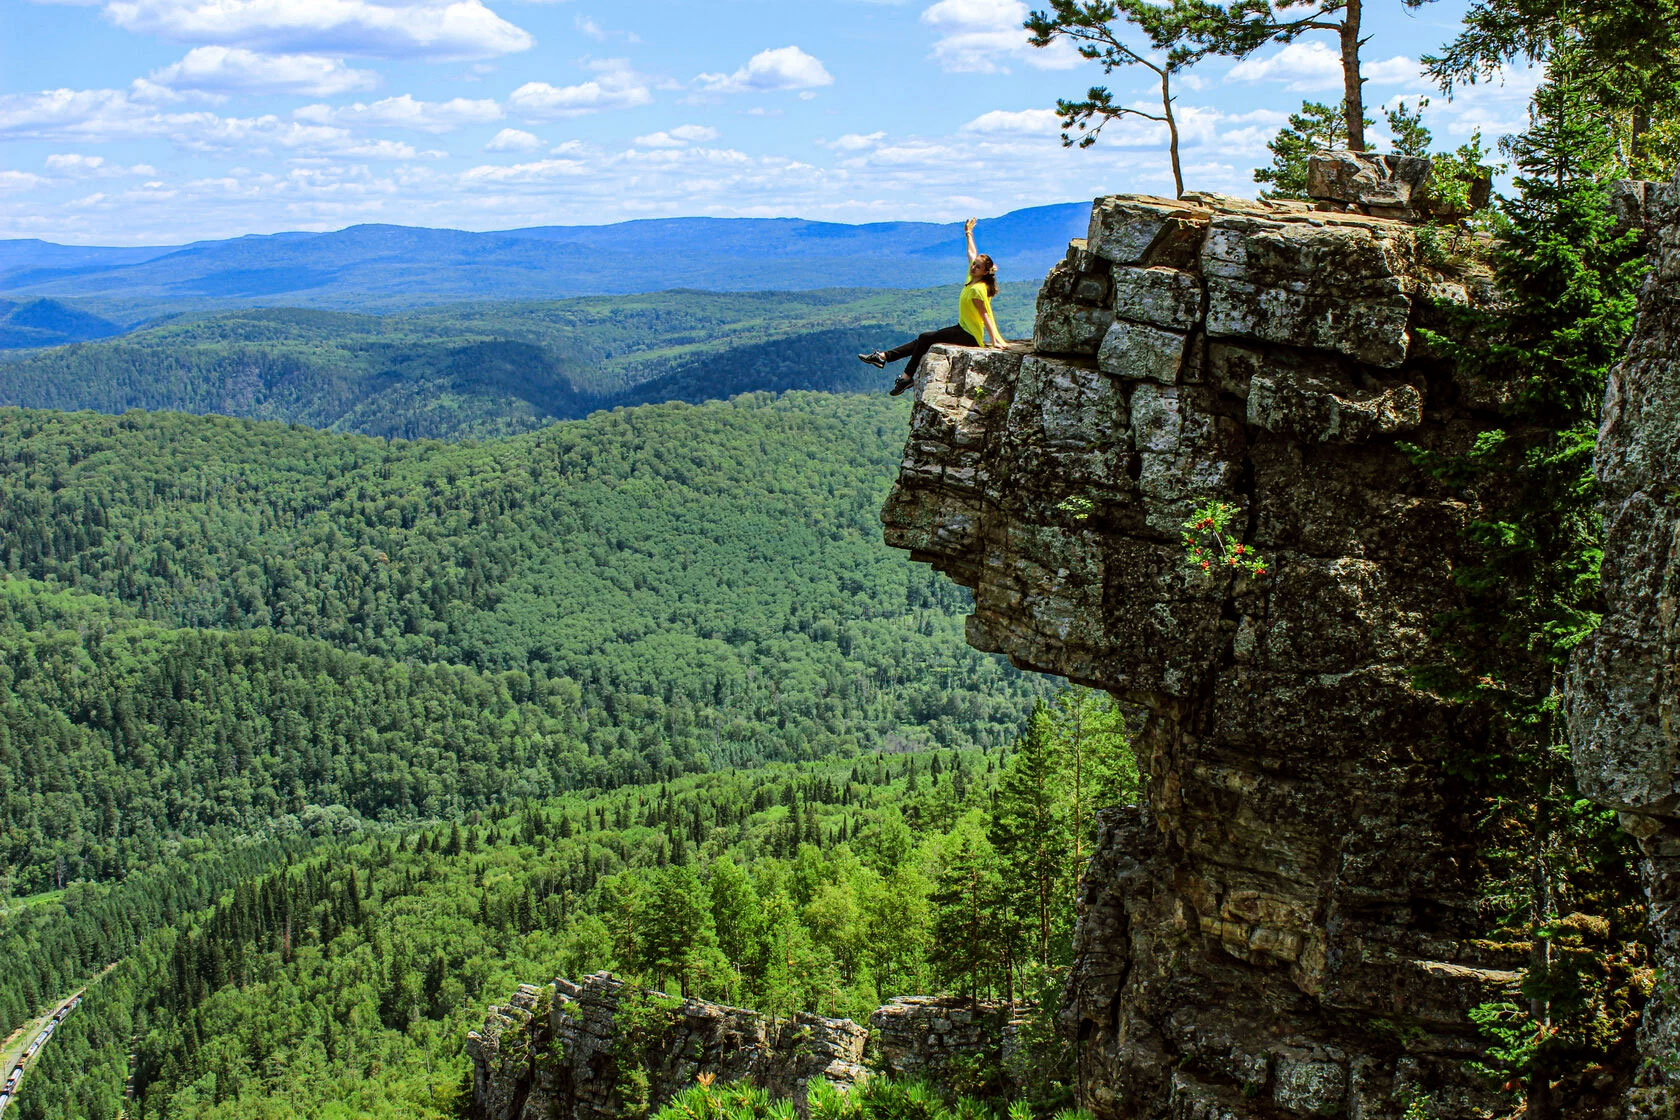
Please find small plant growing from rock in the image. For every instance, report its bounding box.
[1401,1090,1437,1120]
[1056,495,1095,523]
[1181,501,1267,579]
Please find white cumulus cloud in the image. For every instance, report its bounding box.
[962,108,1060,136]
[0,87,434,160]
[0,88,182,143]
[294,94,502,132]
[0,170,46,193]
[45,153,112,173]
[509,60,652,119]
[1364,54,1423,86]
[826,131,884,151]
[633,124,719,147]
[484,127,542,151]
[148,46,378,97]
[695,47,832,94]
[920,0,1077,73]
[44,152,161,176]
[462,157,588,183]
[103,0,534,61]
[1227,40,1416,93]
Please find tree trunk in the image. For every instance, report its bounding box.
[1341,0,1366,151]
[1073,702,1086,906]
[1632,106,1651,170]
[1159,68,1185,197]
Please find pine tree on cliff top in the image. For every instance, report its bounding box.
[1425,0,1680,177]
[1253,99,1350,198]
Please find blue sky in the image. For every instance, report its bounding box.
[0,0,1538,245]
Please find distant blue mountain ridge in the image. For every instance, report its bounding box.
[0,202,1090,346]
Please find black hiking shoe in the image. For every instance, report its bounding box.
[889,373,914,396]
[858,351,887,368]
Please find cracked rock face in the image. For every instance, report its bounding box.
[1569,178,1680,1119]
[883,193,1555,1119]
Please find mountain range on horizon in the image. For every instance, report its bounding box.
[0,202,1090,347]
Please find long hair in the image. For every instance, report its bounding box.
[970,253,998,297]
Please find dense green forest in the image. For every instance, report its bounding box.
[11,691,1130,1120]
[0,395,1050,895]
[0,381,1057,1119]
[0,285,1038,440]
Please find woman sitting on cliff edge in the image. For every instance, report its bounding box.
[859,216,1006,395]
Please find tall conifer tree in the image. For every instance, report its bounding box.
[1419,51,1649,1119]
[990,704,1069,971]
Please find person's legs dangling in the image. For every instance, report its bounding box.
[875,325,975,394]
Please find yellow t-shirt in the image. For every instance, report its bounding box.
[958,279,992,345]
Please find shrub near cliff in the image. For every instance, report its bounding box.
[1410,58,1657,1114]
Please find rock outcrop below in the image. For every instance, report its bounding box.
[468,974,1019,1120]
[882,193,1556,1119]
[868,995,1029,1086]
[1569,178,1680,1118]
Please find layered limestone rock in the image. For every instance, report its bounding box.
[1569,177,1680,1118]
[469,975,1025,1119]
[881,193,1560,1119]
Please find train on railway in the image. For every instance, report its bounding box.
[0,993,82,1114]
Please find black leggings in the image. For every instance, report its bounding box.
[885,325,977,377]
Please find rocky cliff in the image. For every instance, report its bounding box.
[880,186,1580,1119]
[1569,176,1680,1118]
[468,973,1025,1119]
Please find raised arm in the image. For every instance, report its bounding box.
[964,216,979,263]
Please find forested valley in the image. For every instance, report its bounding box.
[0,380,1093,1119]
[0,392,1062,896]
